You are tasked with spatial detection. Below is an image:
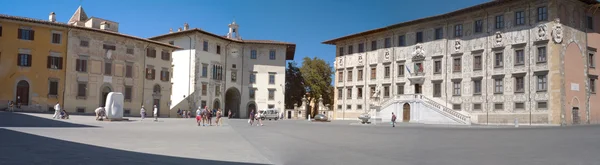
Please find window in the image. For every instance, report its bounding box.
[347,105,352,110]
[494,103,504,110]
[398,35,406,46]
[202,64,208,77]
[268,104,275,109]
[201,101,207,108]
[515,103,525,109]
[338,88,343,100]
[398,64,404,77]
[348,45,354,54]
[269,73,275,84]
[249,89,255,99]
[250,73,256,84]
[146,48,156,58]
[126,48,134,54]
[48,80,58,96]
[103,44,116,50]
[161,51,170,61]
[347,70,353,82]
[435,28,443,40]
[76,58,87,72]
[383,86,390,97]
[473,55,482,70]
[589,53,595,68]
[0,25,2,37]
[357,69,363,81]
[357,87,363,98]
[453,81,461,96]
[587,16,594,30]
[515,50,524,65]
[538,101,547,109]
[384,37,391,48]
[537,6,548,22]
[474,20,483,33]
[357,105,362,110]
[495,52,504,67]
[231,71,237,82]
[537,75,547,91]
[495,78,504,93]
[371,40,377,50]
[18,28,34,40]
[434,61,442,73]
[216,45,221,54]
[268,89,275,100]
[251,50,257,59]
[415,63,423,74]
[433,82,441,97]
[515,76,525,93]
[47,56,63,69]
[124,86,132,102]
[80,40,89,47]
[203,41,208,51]
[168,41,174,45]
[339,47,344,56]
[124,109,131,115]
[495,15,504,29]
[145,67,155,80]
[125,64,132,78]
[337,105,342,110]
[384,66,390,78]
[51,33,61,44]
[473,80,482,95]
[215,85,221,96]
[347,88,352,99]
[202,83,207,96]
[338,71,344,82]
[17,54,31,67]
[370,67,376,80]
[269,50,276,60]
[454,24,463,37]
[358,43,364,53]
[397,84,404,95]
[453,58,461,72]
[77,108,85,113]
[590,78,596,93]
[160,70,170,81]
[515,11,525,26]
[537,46,547,62]
[453,104,461,111]
[473,104,482,111]
[416,31,423,43]
[104,61,112,76]
[77,82,87,98]
[212,65,223,80]
[370,86,376,97]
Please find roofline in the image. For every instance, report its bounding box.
[322,0,599,45]
[149,28,296,60]
[0,14,180,49]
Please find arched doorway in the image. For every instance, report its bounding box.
[402,103,410,122]
[225,88,241,118]
[16,80,30,106]
[247,102,257,119]
[100,85,112,107]
[572,107,580,125]
[153,84,161,117]
[213,99,220,110]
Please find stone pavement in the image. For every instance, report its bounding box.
[2,112,600,165]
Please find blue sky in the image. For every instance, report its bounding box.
[1,0,487,67]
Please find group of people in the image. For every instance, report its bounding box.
[52,102,69,119]
[195,106,223,126]
[139,105,159,121]
[248,109,263,126]
[177,109,193,118]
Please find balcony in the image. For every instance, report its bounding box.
[408,71,426,84]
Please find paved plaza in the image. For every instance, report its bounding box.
[1,112,600,165]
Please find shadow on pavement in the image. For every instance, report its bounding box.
[0,112,97,128]
[0,128,268,165]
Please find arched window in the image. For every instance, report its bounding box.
[153,84,161,94]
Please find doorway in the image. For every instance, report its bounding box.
[100,86,112,107]
[225,88,241,118]
[402,103,410,122]
[247,102,256,118]
[414,84,422,94]
[287,111,292,119]
[572,107,580,125]
[16,80,29,106]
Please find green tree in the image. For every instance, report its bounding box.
[285,61,305,109]
[299,57,333,117]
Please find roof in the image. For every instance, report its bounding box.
[148,28,296,60]
[68,6,88,24]
[322,0,600,45]
[0,14,180,49]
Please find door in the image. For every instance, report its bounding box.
[16,80,29,106]
[572,107,580,125]
[100,86,112,107]
[153,99,160,117]
[402,103,410,122]
[415,84,422,94]
[287,111,291,119]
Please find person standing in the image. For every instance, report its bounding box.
[153,105,158,122]
[140,105,146,120]
[53,102,61,119]
[8,101,14,112]
[249,109,255,126]
[228,110,232,119]
[255,111,263,126]
[196,107,202,126]
[391,112,397,127]
[216,109,222,126]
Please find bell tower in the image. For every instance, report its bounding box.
[227,20,240,40]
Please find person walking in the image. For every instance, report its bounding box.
[196,107,202,126]
[255,111,263,126]
[228,110,232,119]
[202,106,209,126]
[391,112,397,127]
[8,101,14,112]
[153,105,158,122]
[216,109,222,126]
[53,102,61,119]
[140,105,146,120]
[249,109,255,126]
[207,108,213,126]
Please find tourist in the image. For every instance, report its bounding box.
[216,109,222,126]
[53,102,61,119]
[95,107,105,120]
[249,109,255,126]
[228,110,232,119]
[255,110,263,126]
[177,108,182,118]
[153,105,158,122]
[140,105,146,120]
[187,110,191,118]
[391,112,397,127]
[202,106,209,126]
[8,101,14,112]
[207,108,213,126]
[196,107,202,126]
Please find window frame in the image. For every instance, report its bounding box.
[537,46,547,63]
[453,81,461,96]
[537,74,548,91]
[454,24,463,38]
[495,15,504,29]
[453,57,461,72]
[434,28,443,40]
[515,11,525,26]
[494,78,504,94]
[474,20,483,33]
[515,49,525,65]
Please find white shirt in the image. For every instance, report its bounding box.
[95,107,104,114]
[153,107,158,115]
[196,109,201,116]
[54,104,61,111]
[140,107,145,113]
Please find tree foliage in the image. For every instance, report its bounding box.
[299,57,333,117]
[285,61,305,109]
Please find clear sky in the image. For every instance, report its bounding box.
[1,0,488,67]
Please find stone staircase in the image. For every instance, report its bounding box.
[373,94,471,125]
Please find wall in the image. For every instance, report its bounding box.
[142,44,175,118]
[586,6,600,124]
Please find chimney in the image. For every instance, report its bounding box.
[49,12,56,22]
[100,21,109,30]
[184,23,189,30]
[169,28,173,33]
[177,27,182,32]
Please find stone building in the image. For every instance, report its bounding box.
[62,6,179,117]
[324,0,600,125]
[149,21,296,118]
